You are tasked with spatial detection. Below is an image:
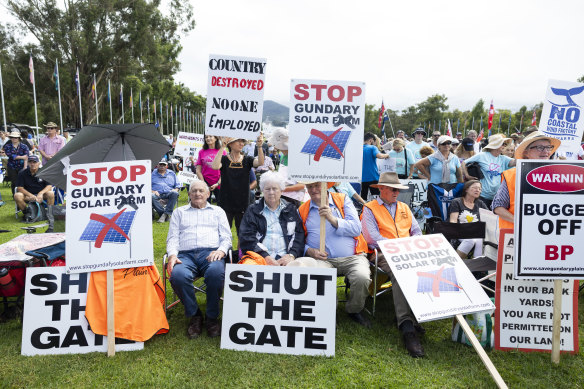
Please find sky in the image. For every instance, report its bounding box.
[174,0,584,113]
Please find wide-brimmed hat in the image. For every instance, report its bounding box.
[483,134,511,150]
[224,137,245,146]
[8,130,21,138]
[43,122,58,128]
[412,127,427,136]
[514,131,561,159]
[371,172,409,190]
[437,135,454,146]
[269,128,289,150]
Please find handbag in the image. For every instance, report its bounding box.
[466,161,484,179]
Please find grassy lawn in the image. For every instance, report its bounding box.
[0,183,582,388]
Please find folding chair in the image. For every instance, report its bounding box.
[424,182,464,233]
[396,183,416,209]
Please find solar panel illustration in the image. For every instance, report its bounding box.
[416,267,460,293]
[80,210,136,244]
[301,130,351,160]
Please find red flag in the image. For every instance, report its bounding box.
[477,128,484,142]
[378,101,385,129]
[487,100,494,131]
[531,110,537,126]
[446,119,452,137]
[28,54,35,84]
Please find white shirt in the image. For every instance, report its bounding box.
[166,202,232,256]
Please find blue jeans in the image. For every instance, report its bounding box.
[152,191,179,216]
[169,248,225,319]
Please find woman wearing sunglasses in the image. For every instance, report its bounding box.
[413,135,463,185]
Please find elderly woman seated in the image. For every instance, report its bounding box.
[238,171,306,266]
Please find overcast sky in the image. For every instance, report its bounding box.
[175,0,584,113]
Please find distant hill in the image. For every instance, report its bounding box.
[263,100,288,125]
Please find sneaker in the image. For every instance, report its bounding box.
[157,213,167,223]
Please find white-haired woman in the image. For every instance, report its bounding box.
[238,171,305,266]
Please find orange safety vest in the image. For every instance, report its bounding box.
[499,168,516,230]
[363,200,412,239]
[298,192,369,255]
[86,265,169,342]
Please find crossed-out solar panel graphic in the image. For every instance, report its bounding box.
[301,129,351,161]
[80,210,136,246]
[416,266,460,297]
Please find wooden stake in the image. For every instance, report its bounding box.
[551,279,563,364]
[319,182,327,252]
[456,314,507,389]
[107,269,115,357]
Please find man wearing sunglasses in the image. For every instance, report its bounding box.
[361,172,425,358]
[429,131,441,151]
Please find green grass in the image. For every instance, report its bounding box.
[0,184,583,388]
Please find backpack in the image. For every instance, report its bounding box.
[24,202,47,223]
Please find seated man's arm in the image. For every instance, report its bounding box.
[212,208,232,261]
[333,197,362,237]
[361,207,386,249]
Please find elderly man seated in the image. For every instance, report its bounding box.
[361,172,425,357]
[152,160,180,223]
[166,181,232,339]
[288,181,372,328]
[14,154,55,231]
[239,171,305,266]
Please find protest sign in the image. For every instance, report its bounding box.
[399,178,428,203]
[288,80,366,182]
[539,79,584,160]
[21,267,143,356]
[176,170,199,186]
[377,157,396,174]
[205,54,266,140]
[66,160,153,274]
[174,132,204,160]
[495,229,579,353]
[377,234,494,322]
[221,265,337,356]
[515,160,584,279]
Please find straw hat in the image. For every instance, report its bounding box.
[483,134,511,150]
[43,122,58,128]
[371,172,409,190]
[514,131,561,159]
[8,130,21,138]
[223,137,245,146]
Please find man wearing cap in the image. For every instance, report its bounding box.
[360,172,425,357]
[14,154,56,231]
[492,131,560,229]
[463,134,516,208]
[152,160,181,222]
[456,132,463,142]
[406,128,430,174]
[3,130,30,193]
[429,130,442,151]
[38,122,66,165]
[362,132,390,200]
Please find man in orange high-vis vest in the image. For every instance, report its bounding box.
[289,181,372,328]
[492,131,561,229]
[361,172,425,358]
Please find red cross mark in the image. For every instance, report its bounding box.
[310,127,344,161]
[416,266,461,297]
[89,208,131,248]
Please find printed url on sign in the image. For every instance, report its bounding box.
[68,258,150,272]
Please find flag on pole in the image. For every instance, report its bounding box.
[477,117,484,142]
[75,66,80,95]
[28,54,34,84]
[52,62,59,91]
[129,89,133,107]
[91,77,96,100]
[378,101,385,129]
[446,119,452,137]
[531,109,537,126]
[119,85,123,105]
[381,111,389,137]
[106,80,110,102]
[487,100,494,132]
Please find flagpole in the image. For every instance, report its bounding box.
[93,73,99,124]
[120,84,124,124]
[0,60,7,133]
[75,66,83,128]
[160,100,163,133]
[130,88,133,123]
[55,60,64,133]
[139,91,143,123]
[154,98,157,126]
[171,103,174,136]
[166,103,169,135]
[147,95,150,122]
[29,54,39,131]
[108,79,113,124]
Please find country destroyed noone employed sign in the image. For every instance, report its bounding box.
[66,160,153,274]
[515,160,584,279]
[539,79,584,160]
[288,80,365,182]
[495,229,579,353]
[21,267,143,356]
[377,234,494,322]
[221,265,337,356]
[205,54,266,140]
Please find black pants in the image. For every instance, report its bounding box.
[361,181,380,200]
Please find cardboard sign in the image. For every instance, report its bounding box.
[377,234,494,322]
[176,170,199,186]
[288,80,366,182]
[539,79,584,160]
[515,160,584,279]
[66,160,153,273]
[205,54,266,140]
[21,267,143,356]
[221,265,337,356]
[399,178,428,203]
[377,157,396,174]
[495,229,579,353]
[174,132,204,160]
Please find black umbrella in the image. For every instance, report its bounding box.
[38,123,170,190]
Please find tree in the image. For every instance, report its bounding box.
[416,94,449,128]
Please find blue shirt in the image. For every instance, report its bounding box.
[389,149,416,176]
[151,169,180,193]
[465,151,512,200]
[362,144,381,182]
[304,193,362,258]
[427,154,461,184]
[405,141,430,161]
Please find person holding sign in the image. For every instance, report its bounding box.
[289,182,372,328]
[166,181,232,339]
[360,172,425,358]
[193,135,226,201]
[239,171,305,266]
[492,131,560,229]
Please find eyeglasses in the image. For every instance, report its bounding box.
[440,142,452,146]
[528,145,554,152]
[432,134,440,137]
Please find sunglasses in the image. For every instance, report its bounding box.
[528,145,554,152]
[432,134,440,137]
[440,142,452,146]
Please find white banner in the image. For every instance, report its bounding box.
[177,170,199,186]
[399,178,429,203]
[377,157,396,174]
[21,267,143,356]
[377,234,494,322]
[288,80,365,182]
[539,79,584,160]
[174,132,204,160]
[66,160,153,273]
[221,265,337,356]
[495,229,579,353]
[205,54,266,140]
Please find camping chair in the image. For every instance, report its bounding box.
[397,183,416,209]
[424,182,464,233]
[162,251,233,316]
